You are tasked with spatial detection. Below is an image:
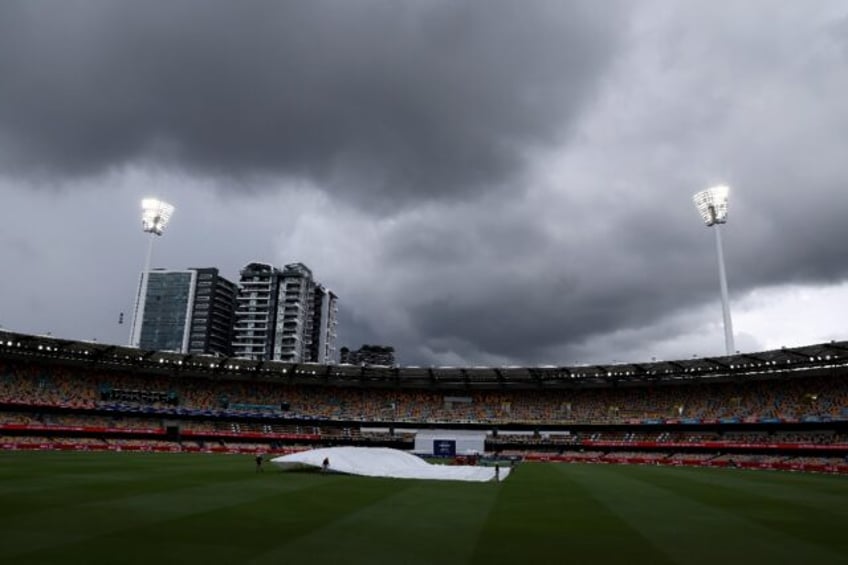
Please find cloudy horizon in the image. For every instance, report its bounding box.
[1,1,847,366]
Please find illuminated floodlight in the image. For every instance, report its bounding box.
[141,198,175,236]
[693,184,734,356]
[129,198,175,347]
[693,185,729,226]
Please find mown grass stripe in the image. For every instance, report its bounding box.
[654,464,848,495]
[246,477,499,565]
[0,452,247,496]
[53,474,417,565]
[1,459,334,561]
[563,464,844,565]
[622,464,848,560]
[0,467,267,525]
[471,463,675,564]
[644,465,848,518]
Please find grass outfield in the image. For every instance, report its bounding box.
[0,452,846,564]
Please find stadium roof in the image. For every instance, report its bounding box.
[1,330,847,389]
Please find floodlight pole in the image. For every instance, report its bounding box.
[129,234,156,347]
[713,223,735,356]
[693,186,735,356]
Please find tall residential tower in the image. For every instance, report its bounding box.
[231,262,338,363]
[231,262,281,360]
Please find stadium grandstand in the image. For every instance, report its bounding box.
[1,329,847,474]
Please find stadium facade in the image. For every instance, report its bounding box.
[1,329,846,474]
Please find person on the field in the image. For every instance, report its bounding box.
[255,453,264,472]
[494,463,500,482]
[322,457,330,472]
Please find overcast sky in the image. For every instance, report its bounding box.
[1,0,847,366]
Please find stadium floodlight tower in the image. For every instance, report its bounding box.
[693,185,735,356]
[129,198,175,348]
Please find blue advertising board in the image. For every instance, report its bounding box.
[433,439,456,457]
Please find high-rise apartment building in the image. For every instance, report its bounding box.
[274,262,313,362]
[311,284,339,364]
[130,268,236,356]
[232,262,338,363]
[231,262,281,360]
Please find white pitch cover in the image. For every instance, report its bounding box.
[271,446,509,482]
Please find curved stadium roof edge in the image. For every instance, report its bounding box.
[1,330,847,388]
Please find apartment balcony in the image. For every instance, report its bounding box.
[233,321,267,328]
[234,320,268,327]
[236,302,270,309]
[232,333,267,341]
[232,343,267,350]
[232,337,266,344]
[234,313,270,321]
[234,323,269,331]
[240,279,272,286]
[280,309,304,318]
[237,295,271,302]
[233,336,267,343]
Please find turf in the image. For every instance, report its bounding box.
[0,452,845,564]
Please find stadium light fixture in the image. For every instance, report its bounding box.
[141,198,175,236]
[693,185,735,356]
[693,184,729,226]
[129,198,175,348]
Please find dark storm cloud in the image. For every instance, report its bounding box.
[2,1,846,367]
[354,0,848,364]
[0,0,625,206]
[384,204,716,362]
